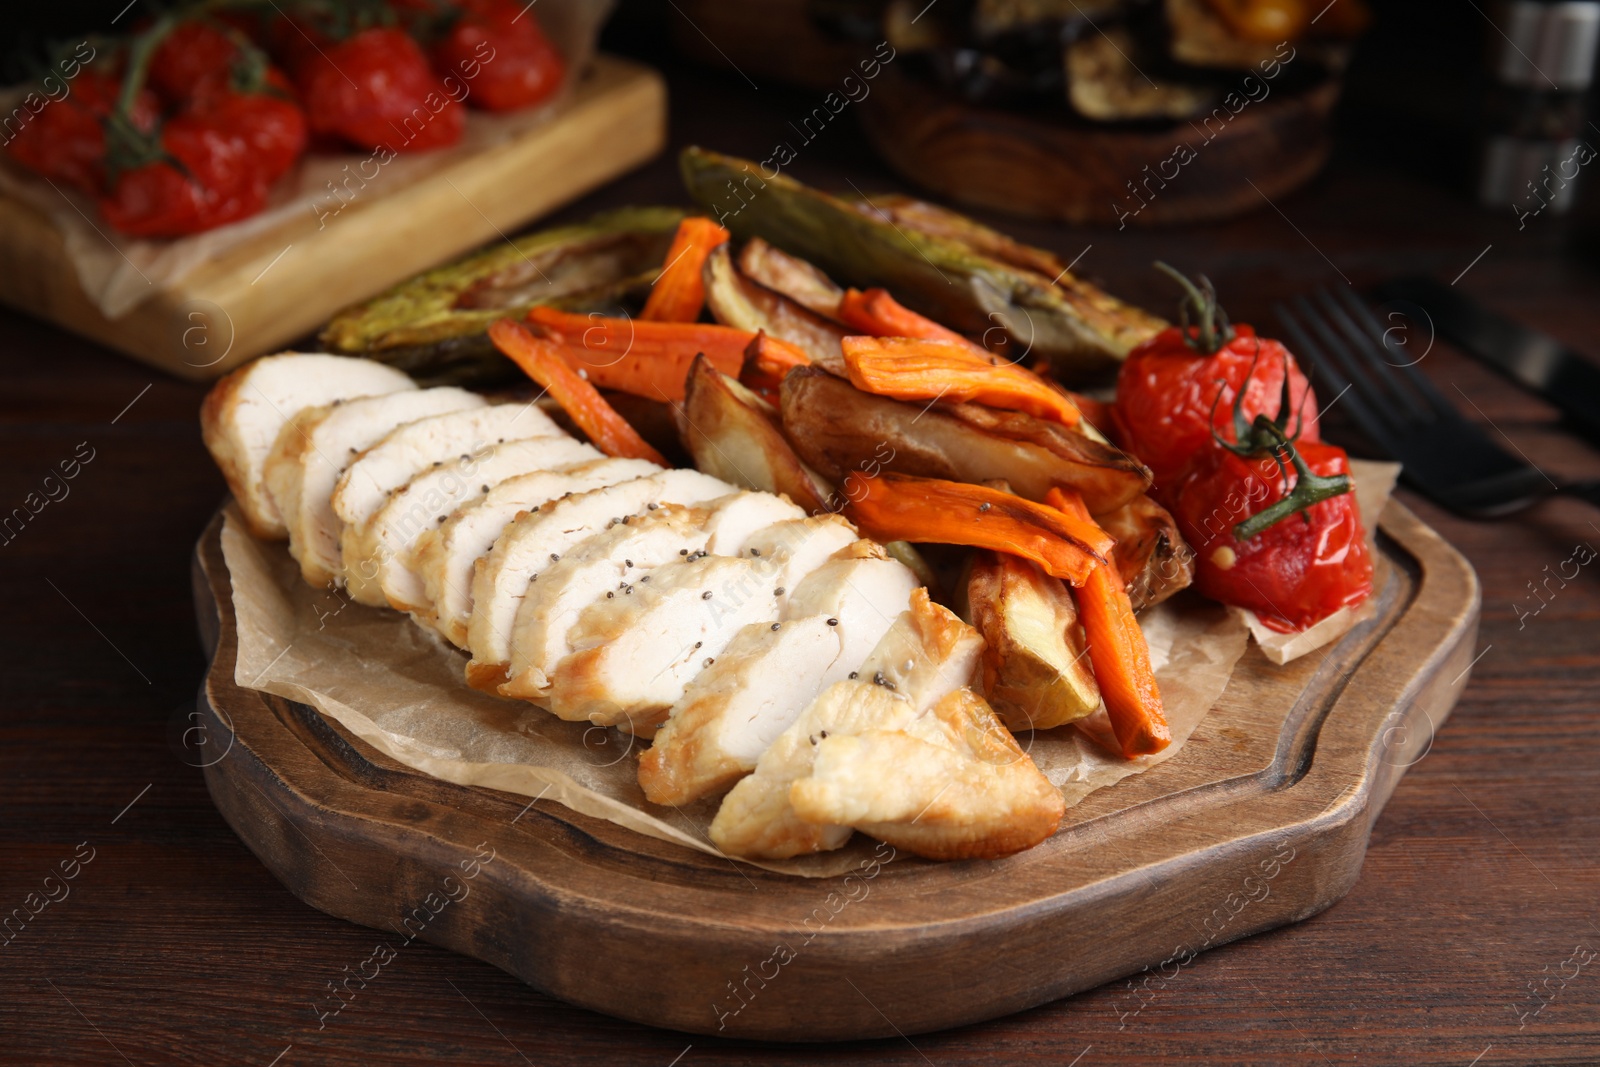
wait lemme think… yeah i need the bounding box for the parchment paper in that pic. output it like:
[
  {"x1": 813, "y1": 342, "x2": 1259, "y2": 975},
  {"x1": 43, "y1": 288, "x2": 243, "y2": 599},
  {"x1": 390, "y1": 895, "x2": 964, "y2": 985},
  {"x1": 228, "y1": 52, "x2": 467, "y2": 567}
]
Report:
[
  {"x1": 0, "y1": 0, "x2": 612, "y2": 319},
  {"x1": 221, "y1": 509, "x2": 1250, "y2": 875}
]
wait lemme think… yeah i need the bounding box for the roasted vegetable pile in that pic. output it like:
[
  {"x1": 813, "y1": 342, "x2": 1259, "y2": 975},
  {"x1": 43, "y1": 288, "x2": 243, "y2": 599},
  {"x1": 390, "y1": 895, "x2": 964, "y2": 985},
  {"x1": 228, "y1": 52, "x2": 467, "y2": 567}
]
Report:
[{"x1": 318, "y1": 146, "x2": 1376, "y2": 764}]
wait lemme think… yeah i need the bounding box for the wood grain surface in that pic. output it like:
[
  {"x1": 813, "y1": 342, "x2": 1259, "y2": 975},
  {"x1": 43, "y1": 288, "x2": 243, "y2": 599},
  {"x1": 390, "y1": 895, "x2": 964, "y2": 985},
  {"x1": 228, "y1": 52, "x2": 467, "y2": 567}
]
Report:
[
  {"x1": 187, "y1": 494, "x2": 1474, "y2": 1041},
  {"x1": 0, "y1": 56, "x2": 666, "y2": 382},
  {"x1": 3, "y1": 38, "x2": 1599, "y2": 1067}
]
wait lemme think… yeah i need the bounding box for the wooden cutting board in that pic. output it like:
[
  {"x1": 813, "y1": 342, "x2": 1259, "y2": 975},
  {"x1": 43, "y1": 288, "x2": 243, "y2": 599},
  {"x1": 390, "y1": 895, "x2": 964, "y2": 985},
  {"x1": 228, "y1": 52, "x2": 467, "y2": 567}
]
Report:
[
  {"x1": 0, "y1": 55, "x2": 665, "y2": 382},
  {"x1": 190, "y1": 498, "x2": 1478, "y2": 1041}
]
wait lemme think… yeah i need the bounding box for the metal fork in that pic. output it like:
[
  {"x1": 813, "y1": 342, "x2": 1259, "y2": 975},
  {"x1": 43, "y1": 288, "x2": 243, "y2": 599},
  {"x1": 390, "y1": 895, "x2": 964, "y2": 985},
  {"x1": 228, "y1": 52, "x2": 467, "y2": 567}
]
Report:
[{"x1": 1273, "y1": 286, "x2": 1600, "y2": 517}]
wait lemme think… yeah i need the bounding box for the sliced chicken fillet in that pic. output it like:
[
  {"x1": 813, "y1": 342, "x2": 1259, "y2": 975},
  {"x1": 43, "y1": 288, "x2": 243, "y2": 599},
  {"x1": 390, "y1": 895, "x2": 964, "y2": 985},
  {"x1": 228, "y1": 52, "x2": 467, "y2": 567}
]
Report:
[
  {"x1": 465, "y1": 468, "x2": 734, "y2": 690},
  {"x1": 790, "y1": 687, "x2": 1066, "y2": 861},
  {"x1": 547, "y1": 555, "x2": 787, "y2": 727},
  {"x1": 499, "y1": 503, "x2": 714, "y2": 701},
  {"x1": 699, "y1": 492, "x2": 806, "y2": 555},
  {"x1": 709, "y1": 590, "x2": 983, "y2": 860},
  {"x1": 414, "y1": 457, "x2": 661, "y2": 646},
  {"x1": 371, "y1": 436, "x2": 603, "y2": 612},
  {"x1": 263, "y1": 388, "x2": 483, "y2": 587},
  {"x1": 332, "y1": 403, "x2": 566, "y2": 604},
  {"x1": 739, "y1": 516, "x2": 862, "y2": 604},
  {"x1": 201, "y1": 353, "x2": 414, "y2": 539},
  {"x1": 639, "y1": 548, "x2": 918, "y2": 806}
]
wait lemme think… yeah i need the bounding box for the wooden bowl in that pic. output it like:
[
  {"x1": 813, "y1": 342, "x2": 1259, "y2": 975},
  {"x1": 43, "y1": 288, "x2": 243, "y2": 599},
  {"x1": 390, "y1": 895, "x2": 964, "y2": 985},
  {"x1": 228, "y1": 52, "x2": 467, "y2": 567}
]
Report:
[{"x1": 858, "y1": 67, "x2": 1342, "y2": 227}]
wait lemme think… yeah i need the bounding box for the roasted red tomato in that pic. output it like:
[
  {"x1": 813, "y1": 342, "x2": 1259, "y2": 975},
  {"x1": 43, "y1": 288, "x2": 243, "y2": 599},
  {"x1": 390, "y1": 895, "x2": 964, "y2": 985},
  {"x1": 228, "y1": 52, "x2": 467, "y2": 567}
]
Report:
[
  {"x1": 189, "y1": 68, "x2": 308, "y2": 182},
  {"x1": 433, "y1": 0, "x2": 566, "y2": 111},
  {"x1": 5, "y1": 69, "x2": 158, "y2": 194},
  {"x1": 296, "y1": 27, "x2": 464, "y2": 152},
  {"x1": 148, "y1": 20, "x2": 240, "y2": 105},
  {"x1": 1170, "y1": 440, "x2": 1373, "y2": 632},
  {"x1": 1113, "y1": 266, "x2": 1319, "y2": 488},
  {"x1": 99, "y1": 113, "x2": 269, "y2": 237}
]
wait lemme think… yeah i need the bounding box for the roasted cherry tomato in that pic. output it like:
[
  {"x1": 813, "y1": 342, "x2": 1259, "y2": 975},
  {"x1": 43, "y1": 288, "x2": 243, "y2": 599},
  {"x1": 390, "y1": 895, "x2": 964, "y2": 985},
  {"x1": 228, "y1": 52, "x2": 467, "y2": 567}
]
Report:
[
  {"x1": 433, "y1": 0, "x2": 566, "y2": 111},
  {"x1": 99, "y1": 112, "x2": 268, "y2": 237},
  {"x1": 295, "y1": 27, "x2": 465, "y2": 152},
  {"x1": 1112, "y1": 266, "x2": 1318, "y2": 487},
  {"x1": 148, "y1": 20, "x2": 240, "y2": 105},
  {"x1": 5, "y1": 69, "x2": 158, "y2": 194},
  {"x1": 188, "y1": 68, "x2": 308, "y2": 183},
  {"x1": 1170, "y1": 440, "x2": 1372, "y2": 632}
]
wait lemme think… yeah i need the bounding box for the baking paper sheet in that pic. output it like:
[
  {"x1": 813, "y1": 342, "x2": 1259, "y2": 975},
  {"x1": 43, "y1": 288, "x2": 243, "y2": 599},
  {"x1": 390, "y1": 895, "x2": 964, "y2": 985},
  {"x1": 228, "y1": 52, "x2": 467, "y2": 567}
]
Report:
[{"x1": 0, "y1": 0, "x2": 612, "y2": 319}]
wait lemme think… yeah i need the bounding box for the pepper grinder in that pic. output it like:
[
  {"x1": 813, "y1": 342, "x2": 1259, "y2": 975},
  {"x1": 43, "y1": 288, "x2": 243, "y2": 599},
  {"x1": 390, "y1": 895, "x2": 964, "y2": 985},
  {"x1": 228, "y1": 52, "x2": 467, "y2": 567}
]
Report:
[{"x1": 1477, "y1": 0, "x2": 1600, "y2": 227}]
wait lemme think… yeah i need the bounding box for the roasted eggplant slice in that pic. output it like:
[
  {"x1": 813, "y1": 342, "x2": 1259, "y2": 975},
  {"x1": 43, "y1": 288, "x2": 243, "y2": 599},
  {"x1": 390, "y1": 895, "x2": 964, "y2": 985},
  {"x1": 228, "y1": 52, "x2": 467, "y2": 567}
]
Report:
[
  {"x1": 965, "y1": 550, "x2": 1101, "y2": 731},
  {"x1": 780, "y1": 366, "x2": 1149, "y2": 514},
  {"x1": 680, "y1": 147, "x2": 1163, "y2": 379},
  {"x1": 319, "y1": 207, "x2": 687, "y2": 382},
  {"x1": 1097, "y1": 492, "x2": 1195, "y2": 612},
  {"x1": 852, "y1": 194, "x2": 1066, "y2": 279},
  {"x1": 678, "y1": 354, "x2": 833, "y2": 513}
]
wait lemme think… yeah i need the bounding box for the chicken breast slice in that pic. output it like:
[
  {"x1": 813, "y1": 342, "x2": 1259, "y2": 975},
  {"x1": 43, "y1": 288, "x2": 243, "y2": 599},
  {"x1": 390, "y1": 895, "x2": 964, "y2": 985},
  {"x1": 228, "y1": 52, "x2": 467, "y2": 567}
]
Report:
[
  {"x1": 263, "y1": 388, "x2": 484, "y2": 587},
  {"x1": 738, "y1": 516, "x2": 863, "y2": 604},
  {"x1": 546, "y1": 555, "x2": 786, "y2": 727},
  {"x1": 789, "y1": 686, "x2": 1066, "y2": 861},
  {"x1": 465, "y1": 468, "x2": 734, "y2": 690},
  {"x1": 333, "y1": 403, "x2": 566, "y2": 605},
  {"x1": 372, "y1": 436, "x2": 604, "y2": 613},
  {"x1": 201, "y1": 354, "x2": 414, "y2": 539},
  {"x1": 500, "y1": 503, "x2": 715, "y2": 702},
  {"x1": 414, "y1": 457, "x2": 662, "y2": 647},
  {"x1": 638, "y1": 545, "x2": 918, "y2": 806},
  {"x1": 699, "y1": 492, "x2": 806, "y2": 554},
  {"x1": 709, "y1": 590, "x2": 983, "y2": 860}
]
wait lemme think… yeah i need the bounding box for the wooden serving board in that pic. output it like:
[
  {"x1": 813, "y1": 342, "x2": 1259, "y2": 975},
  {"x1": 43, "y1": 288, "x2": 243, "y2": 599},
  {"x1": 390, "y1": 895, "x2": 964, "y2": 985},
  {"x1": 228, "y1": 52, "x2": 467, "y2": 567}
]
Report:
[
  {"x1": 191, "y1": 498, "x2": 1478, "y2": 1042},
  {"x1": 0, "y1": 55, "x2": 665, "y2": 382}
]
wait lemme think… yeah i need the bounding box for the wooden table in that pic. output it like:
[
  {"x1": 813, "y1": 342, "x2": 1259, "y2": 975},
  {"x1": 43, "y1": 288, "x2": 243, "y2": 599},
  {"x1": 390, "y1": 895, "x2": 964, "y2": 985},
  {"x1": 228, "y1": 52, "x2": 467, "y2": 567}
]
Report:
[{"x1": 4, "y1": 46, "x2": 1599, "y2": 1067}]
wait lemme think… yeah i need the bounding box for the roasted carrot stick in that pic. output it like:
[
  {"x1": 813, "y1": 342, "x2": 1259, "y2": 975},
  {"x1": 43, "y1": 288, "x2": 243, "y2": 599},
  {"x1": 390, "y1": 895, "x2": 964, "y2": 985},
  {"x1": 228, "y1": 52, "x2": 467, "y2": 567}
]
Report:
[
  {"x1": 841, "y1": 335, "x2": 1082, "y2": 426},
  {"x1": 639, "y1": 216, "x2": 730, "y2": 322},
  {"x1": 1047, "y1": 487, "x2": 1169, "y2": 758},
  {"x1": 739, "y1": 331, "x2": 812, "y2": 399},
  {"x1": 525, "y1": 307, "x2": 748, "y2": 402},
  {"x1": 842, "y1": 472, "x2": 1113, "y2": 586},
  {"x1": 489, "y1": 319, "x2": 666, "y2": 465},
  {"x1": 837, "y1": 287, "x2": 972, "y2": 346}
]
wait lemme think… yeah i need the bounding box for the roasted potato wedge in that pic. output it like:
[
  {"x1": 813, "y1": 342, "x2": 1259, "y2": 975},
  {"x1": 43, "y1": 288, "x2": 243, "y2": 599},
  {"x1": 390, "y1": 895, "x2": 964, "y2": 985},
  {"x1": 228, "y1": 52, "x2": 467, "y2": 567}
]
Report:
[
  {"x1": 702, "y1": 244, "x2": 850, "y2": 370},
  {"x1": 737, "y1": 237, "x2": 846, "y2": 320},
  {"x1": 780, "y1": 367, "x2": 1149, "y2": 514},
  {"x1": 966, "y1": 551, "x2": 1101, "y2": 731},
  {"x1": 678, "y1": 354, "x2": 832, "y2": 513},
  {"x1": 1098, "y1": 493, "x2": 1195, "y2": 612}
]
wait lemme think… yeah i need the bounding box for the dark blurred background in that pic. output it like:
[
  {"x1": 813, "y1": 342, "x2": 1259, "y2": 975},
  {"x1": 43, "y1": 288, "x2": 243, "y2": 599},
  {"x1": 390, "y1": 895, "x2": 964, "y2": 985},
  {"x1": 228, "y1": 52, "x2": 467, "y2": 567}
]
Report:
[{"x1": 0, "y1": 0, "x2": 1499, "y2": 198}]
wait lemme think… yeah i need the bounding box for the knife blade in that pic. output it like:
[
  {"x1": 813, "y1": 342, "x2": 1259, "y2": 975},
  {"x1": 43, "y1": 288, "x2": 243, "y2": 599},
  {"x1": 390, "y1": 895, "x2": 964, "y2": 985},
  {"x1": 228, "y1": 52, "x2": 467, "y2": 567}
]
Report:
[{"x1": 1374, "y1": 275, "x2": 1600, "y2": 448}]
